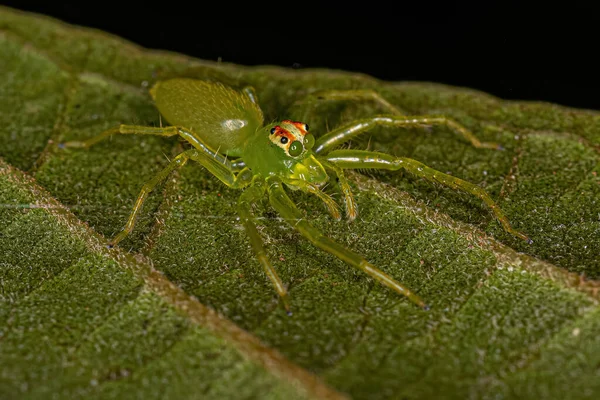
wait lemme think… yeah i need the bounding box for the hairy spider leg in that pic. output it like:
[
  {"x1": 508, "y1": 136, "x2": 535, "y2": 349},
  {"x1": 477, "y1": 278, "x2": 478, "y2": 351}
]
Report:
[
  {"x1": 267, "y1": 177, "x2": 428, "y2": 309},
  {"x1": 319, "y1": 159, "x2": 358, "y2": 221},
  {"x1": 237, "y1": 179, "x2": 291, "y2": 314},
  {"x1": 60, "y1": 125, "x2": 253, "y2": 245},
  {"x1": 60, "y1": 124, "x2": 248, "y2": 170},
  {"x1": 110, "y1": 147, "x2": 251, "y2": 246},
  {"x1": 324, "y1": 150, "x2": 532, "y2": 243},
  {"x1": 314, "y1": 115, "x2": 503, "y2": 155},
  {"x1": 110, "y1": 149, "x2": 191, "y2": 246},
  {"x1": 61, "y1": 125, "x2": 182, "y2": 148},
  {"x1": 301, "y1": 89, "x2": 405, "y2": 115},
  {"x1": 300, "y1": 183, "x2": 342, "y2": 221}
]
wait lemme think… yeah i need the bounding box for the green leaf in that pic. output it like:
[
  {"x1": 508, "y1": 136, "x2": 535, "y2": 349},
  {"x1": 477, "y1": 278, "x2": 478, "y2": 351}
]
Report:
[{"x1": 1, "y1": 6, "x2": 600, "y2": 400}]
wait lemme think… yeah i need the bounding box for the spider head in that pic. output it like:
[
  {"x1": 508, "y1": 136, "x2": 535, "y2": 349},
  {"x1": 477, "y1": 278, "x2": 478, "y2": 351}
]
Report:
[
  {"x1": 269, "y1": 120, "x2": 314, "y2": 157},
  {"x1": 268, "y1": 120, "x2": 327, "y2": 185}
]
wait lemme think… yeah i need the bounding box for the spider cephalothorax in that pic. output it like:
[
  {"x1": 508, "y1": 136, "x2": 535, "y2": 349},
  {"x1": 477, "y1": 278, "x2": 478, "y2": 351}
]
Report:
[{"x1": 235, "y1": 118, "x2": 325, "y2": 186}]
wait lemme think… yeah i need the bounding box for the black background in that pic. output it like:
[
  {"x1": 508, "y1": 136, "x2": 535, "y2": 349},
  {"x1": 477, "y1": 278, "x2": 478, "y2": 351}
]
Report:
[{"x1": 4, "y1": 1, "x2": 600, "y2": 110}]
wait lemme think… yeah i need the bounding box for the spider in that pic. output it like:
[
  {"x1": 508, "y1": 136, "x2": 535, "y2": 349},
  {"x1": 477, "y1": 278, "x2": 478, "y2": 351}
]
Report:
[{"x1": 61, "y1": 79, "x2": 531, "y2": 313}]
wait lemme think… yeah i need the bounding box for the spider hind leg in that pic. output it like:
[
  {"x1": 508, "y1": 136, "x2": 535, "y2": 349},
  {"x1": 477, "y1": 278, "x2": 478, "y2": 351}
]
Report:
[
  {"x1": 60, "y1": 125, "x2": 181, "y2": 149},
  {"x1": 109, "y1": 149, "x2": 194, "y2": 247}
]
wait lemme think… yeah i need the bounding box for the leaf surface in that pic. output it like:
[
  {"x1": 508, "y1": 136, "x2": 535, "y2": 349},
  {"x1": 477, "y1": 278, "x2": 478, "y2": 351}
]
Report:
[{"x1": 1, "y1": 7, "x2": 599, "y2": 400}]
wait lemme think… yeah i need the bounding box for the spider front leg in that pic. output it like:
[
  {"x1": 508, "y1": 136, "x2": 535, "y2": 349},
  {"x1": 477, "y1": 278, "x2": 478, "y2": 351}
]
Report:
[
  {"x1": 324, "y1": 149, "x2": 532, "y2": 244},
  {"x1": 237, "y1": 179, "x2": 291, "y2": 314},
  {"x1": 314, "y1": 115, "x2": 503, "y2": 155},
  {"x1": 319, "y1": 160, "x2": 358, "y2": 221},
  {"x1": 298, "y1": 183, "x2": 342, "y2": 221},
  {"x1": 267, "y1": 177, "x2": 428, "y2": 309}
]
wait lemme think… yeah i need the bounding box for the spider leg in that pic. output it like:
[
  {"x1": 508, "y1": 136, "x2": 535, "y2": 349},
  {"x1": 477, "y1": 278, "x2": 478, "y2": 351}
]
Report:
[
  {"x1": 324, "y1": 149, "x2": 532, "y2": 243},
  {"x1": 267, "y1": 177, "x2": 427, "y2": 309},
  {"x1": 60, "y1": 124, "x2": 234, "y2": 168},
  {"x1": 314, "y1": 115, "x2": 502, "y2": 155},
  {"x1": 231, "y1": 159, "x2": 247, "y2": 171},
  {"x1": 60, "y1": 125, "x2": 180, "y2": 148},
  {"x1": 188, "y1": 152, "x2": 253, "y2": 190},
  {"x1": 110, "y1": 149, "x2": 193, "y2": 247},
  {"x1": 237, "y1": 179, "x2": 291, "y2": 314},
  {"x1": 299, "y1": 183, "x2": 342, "y2": 221},
  {"x1": 300, "y1": 89, "x2": 405, "y2": 115},
  {"x1": 319, "y1": 160, "x2": 358, "y2": 221},
  {"x1": 110, "y1": 149, "x2": 252, "y2": 247}
]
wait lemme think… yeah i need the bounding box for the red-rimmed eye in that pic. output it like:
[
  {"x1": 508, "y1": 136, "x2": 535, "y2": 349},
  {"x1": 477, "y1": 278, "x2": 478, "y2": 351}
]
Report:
[{"x1": 269, "y1": 125, "x2": 294, "y2": 146}]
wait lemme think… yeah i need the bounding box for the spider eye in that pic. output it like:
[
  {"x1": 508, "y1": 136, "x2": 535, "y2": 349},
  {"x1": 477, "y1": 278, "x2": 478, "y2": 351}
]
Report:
[
  {"x1": 304, "y1": 133, "x2": 315, "y2": 150},
  {"x1": 280, "y1": 137, "x2": 288, "y2": 144},
  {"x1": 270, "y1": 127, "x2": 276, "y2": 134},
  {"x1": 304, "y1": 123, "x2": 309, "y2": 131},
  {"x1": 289, "y1": 140, "x2": 304, "y2": 157}
]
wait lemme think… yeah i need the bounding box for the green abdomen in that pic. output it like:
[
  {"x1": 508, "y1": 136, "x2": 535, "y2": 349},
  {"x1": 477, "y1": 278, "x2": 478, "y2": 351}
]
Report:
[{"x1": 150, "y1": 79, "x2": 263, "y2": 156}]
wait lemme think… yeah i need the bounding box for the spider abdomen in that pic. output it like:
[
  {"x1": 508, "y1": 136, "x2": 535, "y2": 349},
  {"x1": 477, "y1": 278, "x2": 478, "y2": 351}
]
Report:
[{"x1": 150, "y1": 79, "x2": 263, "y2": 157}]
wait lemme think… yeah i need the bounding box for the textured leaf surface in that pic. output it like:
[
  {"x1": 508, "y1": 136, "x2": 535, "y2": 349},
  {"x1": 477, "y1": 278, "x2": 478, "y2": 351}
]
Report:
[{"x1": 1, "y1": 7, "x2": 600, "y2": 400}]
